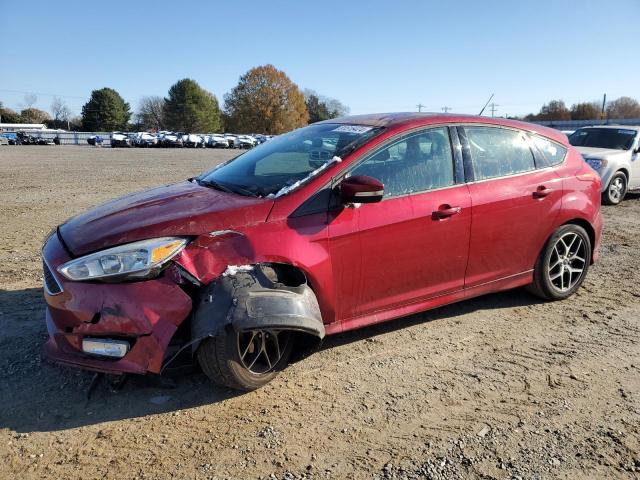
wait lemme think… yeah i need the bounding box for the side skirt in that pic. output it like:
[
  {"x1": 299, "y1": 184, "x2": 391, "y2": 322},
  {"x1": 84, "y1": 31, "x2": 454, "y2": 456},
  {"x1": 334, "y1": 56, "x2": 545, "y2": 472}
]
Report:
[{"x1": 329, "y1": 270, "x2": 533, "y2": 335}]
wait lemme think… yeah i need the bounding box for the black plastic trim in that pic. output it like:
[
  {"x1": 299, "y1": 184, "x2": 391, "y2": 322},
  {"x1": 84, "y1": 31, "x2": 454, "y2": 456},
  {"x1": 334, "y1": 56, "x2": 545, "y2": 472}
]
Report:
[
  {"x1": 456, "y1": 126, "x2": 475, "y2": 182},
  {"x1": 448, "y1": 126, "x2": 465, "y2": 184},
  {"x1": 290, "y1": 186, "x2": 334, "y2": 218}
]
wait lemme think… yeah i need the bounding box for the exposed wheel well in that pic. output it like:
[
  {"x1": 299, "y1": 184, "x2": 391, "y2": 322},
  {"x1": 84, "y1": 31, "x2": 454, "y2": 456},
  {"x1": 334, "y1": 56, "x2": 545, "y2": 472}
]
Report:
[
  {"x1": 188, "y1": 262, "x2": 325, "y2": 365},
  {"x1": 616, "y1": 168, "x2": 629, "y2": 182},
  {"x1": 562, "y1": 219, "x2": 596, "y2": 264},
  {"x1": 260, "y1": 262, "x2": 308, "y2": 288},
  {"x1": 259, "y1": 263, "x2": 325, "y2": 361}
]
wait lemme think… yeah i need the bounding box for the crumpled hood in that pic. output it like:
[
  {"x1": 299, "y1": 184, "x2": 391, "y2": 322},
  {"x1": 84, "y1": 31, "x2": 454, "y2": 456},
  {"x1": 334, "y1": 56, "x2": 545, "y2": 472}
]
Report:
[
  {"x1": 576, "y1": 146, "x2": 629, "y2": 160},
  {"x1": 59, "y1": 180, "x2": 273, "y2": 256}
]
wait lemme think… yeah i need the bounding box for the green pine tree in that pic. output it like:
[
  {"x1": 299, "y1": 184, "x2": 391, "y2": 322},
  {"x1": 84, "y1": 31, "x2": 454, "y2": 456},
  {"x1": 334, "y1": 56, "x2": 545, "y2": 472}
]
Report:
[
  {"x1": 163, "y1": 79, "x2": 222, "y2": 132},
  {"x1": 81, "y1": 88, "x2": 131, "y2": 131}
]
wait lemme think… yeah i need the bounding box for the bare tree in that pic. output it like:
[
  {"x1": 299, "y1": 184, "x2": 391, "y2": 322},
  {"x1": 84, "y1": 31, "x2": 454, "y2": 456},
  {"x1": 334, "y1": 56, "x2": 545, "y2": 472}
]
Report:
[
  {"x1": 324, "y1": 96, "x2": 350, "y2": 117},
  {"x1": 606, "y1": 96, "x2": 640, "y2": 119},
  {"x1": 51, "y1": 96, "x2": 71, "y2": 122},
  {"x1": 138, "y1": 95, "x2": 166, "y2": 130},
  {"x1": 23, "y1": 93, "x2": 37, "y2": 109},
  {"x1": 570, "y1": 101, "x2": 601, "y2": 120}
]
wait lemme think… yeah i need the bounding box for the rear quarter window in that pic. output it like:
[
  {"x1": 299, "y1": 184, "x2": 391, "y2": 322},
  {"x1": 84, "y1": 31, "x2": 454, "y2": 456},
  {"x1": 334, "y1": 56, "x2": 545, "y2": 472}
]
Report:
[{"x1": 531, "y1": 135, "x2": 567, "y2": 167}]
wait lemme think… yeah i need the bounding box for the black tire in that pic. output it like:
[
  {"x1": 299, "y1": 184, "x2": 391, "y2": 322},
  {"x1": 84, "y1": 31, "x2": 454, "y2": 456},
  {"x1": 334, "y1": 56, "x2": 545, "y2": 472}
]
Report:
[
  {"x1": 197, "y1": 327, "x2": 293, "y2": 391},
  {"x1": 602, "y1": 171, "x2": 627, "y2": 205},
  {"x1": 527, "y1": 224, "x2": 591, "y2": 301}
]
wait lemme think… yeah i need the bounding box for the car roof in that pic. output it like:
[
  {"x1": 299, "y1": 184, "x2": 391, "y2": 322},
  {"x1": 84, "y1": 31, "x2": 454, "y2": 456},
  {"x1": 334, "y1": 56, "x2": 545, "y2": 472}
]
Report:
[{"x1": 317, "y1": 112, "x2": 568, "y2": 144}]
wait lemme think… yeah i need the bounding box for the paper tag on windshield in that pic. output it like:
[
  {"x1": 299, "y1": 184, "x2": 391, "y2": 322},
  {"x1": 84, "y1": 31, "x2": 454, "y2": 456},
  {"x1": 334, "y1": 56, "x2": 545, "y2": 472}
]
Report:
[
  {"x1": 332, "y1": 125, "x2": 373, "y2": 134},
  {"x1": 618, "y1": 129, "x2": 636, "y2": 135}
]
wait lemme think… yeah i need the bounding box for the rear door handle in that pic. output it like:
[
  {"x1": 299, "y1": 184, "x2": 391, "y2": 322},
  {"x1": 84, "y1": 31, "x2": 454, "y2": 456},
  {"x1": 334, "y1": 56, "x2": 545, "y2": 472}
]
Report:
[
  {"x1": 533, "y1": 186, "x2": 553, "y2": 199},
  {"x1": 432, "y1": 205, "x2": 462, "y2": 220}
]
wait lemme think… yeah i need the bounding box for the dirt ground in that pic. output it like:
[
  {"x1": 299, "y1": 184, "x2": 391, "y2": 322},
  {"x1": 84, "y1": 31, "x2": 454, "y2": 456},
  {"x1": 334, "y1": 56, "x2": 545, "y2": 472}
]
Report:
[{"x1": 0, "y1": 145, "x2": 638, "y2": 480}]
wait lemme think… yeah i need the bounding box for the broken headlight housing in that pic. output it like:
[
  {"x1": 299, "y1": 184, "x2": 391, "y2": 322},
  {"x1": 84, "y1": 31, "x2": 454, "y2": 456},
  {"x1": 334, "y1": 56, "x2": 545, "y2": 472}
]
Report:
[{"x1": 57, "y1": 237, "x2": 188, "y2": 281}]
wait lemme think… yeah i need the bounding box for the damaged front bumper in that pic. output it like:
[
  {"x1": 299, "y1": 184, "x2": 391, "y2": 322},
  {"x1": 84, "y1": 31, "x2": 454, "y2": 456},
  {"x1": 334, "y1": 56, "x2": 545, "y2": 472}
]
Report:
[{"x1": 42, "y1": 232, "x2": 192, "y2": 375}]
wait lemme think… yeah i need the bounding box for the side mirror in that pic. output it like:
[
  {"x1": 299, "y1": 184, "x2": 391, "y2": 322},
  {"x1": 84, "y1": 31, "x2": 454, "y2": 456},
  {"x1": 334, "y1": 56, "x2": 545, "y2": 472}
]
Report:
[{"x1": 340, "y1": 175, "x2": 384, "y2": 204}]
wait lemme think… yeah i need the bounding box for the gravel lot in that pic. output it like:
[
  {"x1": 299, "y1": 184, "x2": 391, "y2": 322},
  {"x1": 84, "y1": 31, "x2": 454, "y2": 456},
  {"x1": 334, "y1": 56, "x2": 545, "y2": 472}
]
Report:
[{"x1": 0, "y1": 145, "x2": 639, "y2": 479}]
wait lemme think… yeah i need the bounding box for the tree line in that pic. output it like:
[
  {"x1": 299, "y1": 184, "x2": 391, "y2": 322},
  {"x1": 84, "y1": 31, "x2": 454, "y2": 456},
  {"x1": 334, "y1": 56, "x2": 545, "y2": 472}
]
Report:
[
  {"x1": 524, "y1": 96, "x2": 640, "y2": 122},
  {"x1": 0, "y1": 65, "x2": 349, "y2": 134}
]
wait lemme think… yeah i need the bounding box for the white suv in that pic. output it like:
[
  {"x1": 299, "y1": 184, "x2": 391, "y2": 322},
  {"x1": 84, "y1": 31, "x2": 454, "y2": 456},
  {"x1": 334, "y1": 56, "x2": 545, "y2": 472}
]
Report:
[{"x1": 569, "y1": 126, "x2": 640, "y2": 204}]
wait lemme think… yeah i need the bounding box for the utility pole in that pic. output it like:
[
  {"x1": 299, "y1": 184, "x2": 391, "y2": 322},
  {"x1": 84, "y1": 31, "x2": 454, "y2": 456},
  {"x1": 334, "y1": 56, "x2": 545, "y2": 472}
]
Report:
[
  {"x1": 488, "y1": 103, "x2": 499, "y2": 117},
  {"x1": 601, "y1": 93, "x2": 607, "y2": 121},
  {"x1": 416, "y1": 103, "x2": 425, "y2": 112},
  {"x1": 442, "y1": 106, "x2": 452, "y2": 113}
]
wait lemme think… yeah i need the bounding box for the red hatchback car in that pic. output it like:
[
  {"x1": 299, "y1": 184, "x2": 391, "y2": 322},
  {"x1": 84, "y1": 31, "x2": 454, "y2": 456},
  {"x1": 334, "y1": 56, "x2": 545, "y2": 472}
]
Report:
[{"x1": 42, "y1": 113, "x2": 602, "y2": 390}]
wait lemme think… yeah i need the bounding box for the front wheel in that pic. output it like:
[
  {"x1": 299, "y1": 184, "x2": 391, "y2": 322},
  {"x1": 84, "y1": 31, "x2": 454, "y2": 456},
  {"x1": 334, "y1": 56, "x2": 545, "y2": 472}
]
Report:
[
  {"x1": 527, "y1": 224, "x2": 591, "y2": 301},
  {"x1": 602, "y1": 172, "x2": 627, "y2": 205},
  {"x1": 197, "y1": 327, "x2": 293, "y2": 391}
]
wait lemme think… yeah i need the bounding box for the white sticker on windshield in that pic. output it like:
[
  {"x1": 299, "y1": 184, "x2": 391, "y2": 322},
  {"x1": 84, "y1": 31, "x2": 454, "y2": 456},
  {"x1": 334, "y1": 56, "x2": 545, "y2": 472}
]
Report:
[
  {"x1": 332, "y1": 125, "x2": 373, "y2": 134},
  {"x1": 618, "y1": 129, "x2": 636, "y2": 135}
]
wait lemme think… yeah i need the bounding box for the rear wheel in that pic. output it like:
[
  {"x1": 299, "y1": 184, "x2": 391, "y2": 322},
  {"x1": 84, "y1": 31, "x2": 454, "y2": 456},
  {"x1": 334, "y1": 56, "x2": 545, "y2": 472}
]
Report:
[
  {"x1": 527, "y1": 224, "x2": 591, "y2": 300},
  {"x1": 197, "y1": 327, "x2": 293, "y2": 391},
  {"x1": 602, "y1": 171, "x2": 627, "y2": 205}
]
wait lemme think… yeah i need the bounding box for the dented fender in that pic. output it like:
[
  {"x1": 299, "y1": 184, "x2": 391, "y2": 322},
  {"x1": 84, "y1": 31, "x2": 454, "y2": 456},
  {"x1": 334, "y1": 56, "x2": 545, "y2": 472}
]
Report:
[
  {"x1": 191, "y1": 264, "x2": 325, "y2": 352},
  {"x1": 174, "y1": 230, "x2": 255, "y2": 284}
]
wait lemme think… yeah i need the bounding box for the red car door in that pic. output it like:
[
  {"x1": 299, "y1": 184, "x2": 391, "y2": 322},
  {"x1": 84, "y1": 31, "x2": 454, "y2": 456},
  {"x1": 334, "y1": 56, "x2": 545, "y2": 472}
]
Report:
[
  {"x1": 459, "y1": 126, "x2": 563, "y2": 287},
  {"x1": 329, "y1": 127, "x2": 472, "y2": 321}
]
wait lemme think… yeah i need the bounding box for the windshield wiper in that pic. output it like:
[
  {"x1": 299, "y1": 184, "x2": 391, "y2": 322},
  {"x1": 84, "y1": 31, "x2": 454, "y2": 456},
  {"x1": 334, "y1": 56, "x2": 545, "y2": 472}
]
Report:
[
  {"x1": 197, "y1": 178, "x2": 259, "y2": 197},
  {"x1": 196, "y1": 178, "x2": 235, "y2": 194},
  {"x1": 227, "y1": 184, "x2": 259, "y2": 197}
]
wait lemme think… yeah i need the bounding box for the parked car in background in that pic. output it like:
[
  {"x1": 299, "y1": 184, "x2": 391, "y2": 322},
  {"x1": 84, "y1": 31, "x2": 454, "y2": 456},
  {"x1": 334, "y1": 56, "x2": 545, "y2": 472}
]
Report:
[
  {"x1": 253, "y1": 134, "x2": 268, "y2": 145},
  {"x1": 568, "y1": 125, "x2": 640, "y2": 204},
  {"x1": 184, "y1": 134, "x2": 205, "y2": 148},
  {"x1": 207, "y1": 134, "x2": 229, "y2": 148},
  {"x1": 235, "y1": 135, "x2": 257, "y2": 149},
  {"x1": 133, "y1": 132, "x2": 158, "y2": 148},
  {"x1": 2, "y1": 132, "x2": 17, "y2": 145},
  {"x1": 160, "y1": 132, "x2": 184, "y2": 147},
  {"x1": 224, "y1": 134, "x2": 237, "y2": 148},
  {"x1": 42, "y1": 113, "x2": 602, "y2": 391},
  {"x1": 16, "y1": 132, "x2": 40, "y2": 145},
  {"x1": 0, "y1": 135, "x2": 8, "y2": 146},
  {"x1": 36, "y1": 136, "x2": 55, "y2": 146},
  {"x1": 111, "y1": 132, "x2": 132, "y2": 148}
]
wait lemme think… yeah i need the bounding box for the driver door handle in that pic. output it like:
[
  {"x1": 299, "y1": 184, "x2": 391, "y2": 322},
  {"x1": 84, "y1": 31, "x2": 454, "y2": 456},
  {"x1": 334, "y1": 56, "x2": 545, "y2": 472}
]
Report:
[{"x1": 432, "y1": 205, "x2": 462, "y2": 220}]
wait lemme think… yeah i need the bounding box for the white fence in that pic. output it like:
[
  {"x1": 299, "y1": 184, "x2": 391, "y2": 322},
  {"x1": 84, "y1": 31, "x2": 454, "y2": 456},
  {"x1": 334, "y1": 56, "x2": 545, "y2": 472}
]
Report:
[
  {"x1": 534, "y1": 118, "x2": 640, "y2": 130},
  {"x1": 31, "y1": 131, "x2": 112, "y2": 145}
]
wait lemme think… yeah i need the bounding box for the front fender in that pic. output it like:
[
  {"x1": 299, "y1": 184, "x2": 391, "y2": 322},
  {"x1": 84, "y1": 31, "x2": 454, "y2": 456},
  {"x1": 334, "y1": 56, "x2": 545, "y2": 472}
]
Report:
[{"x1": 190, "y1": 264, "x2": 325, "y2": 353}]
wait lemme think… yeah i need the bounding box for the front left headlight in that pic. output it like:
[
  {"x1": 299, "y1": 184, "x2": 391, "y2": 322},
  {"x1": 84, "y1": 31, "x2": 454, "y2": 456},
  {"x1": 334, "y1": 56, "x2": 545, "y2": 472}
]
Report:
[{"x1": 58, "y1": 237, "x2": 188, "y2": 281}]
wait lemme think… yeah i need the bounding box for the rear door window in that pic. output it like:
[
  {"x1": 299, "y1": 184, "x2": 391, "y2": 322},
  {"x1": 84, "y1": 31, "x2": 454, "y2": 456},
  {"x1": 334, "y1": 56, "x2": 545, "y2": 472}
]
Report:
[{"x1": 464, "y1": 127, "x2": 535, "y2": 181}]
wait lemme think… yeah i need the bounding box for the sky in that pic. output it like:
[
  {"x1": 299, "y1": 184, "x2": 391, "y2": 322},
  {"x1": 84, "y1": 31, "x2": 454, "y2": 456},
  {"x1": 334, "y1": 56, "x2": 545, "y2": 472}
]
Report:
[{"x1": 1, "y1": 0, "x2": 639, "y2": 119}]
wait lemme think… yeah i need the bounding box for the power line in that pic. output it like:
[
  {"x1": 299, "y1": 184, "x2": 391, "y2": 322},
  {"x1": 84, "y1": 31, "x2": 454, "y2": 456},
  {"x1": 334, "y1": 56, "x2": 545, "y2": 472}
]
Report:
[{"x1": 0, "y1": 88, "x2": 87, "y2": 99}]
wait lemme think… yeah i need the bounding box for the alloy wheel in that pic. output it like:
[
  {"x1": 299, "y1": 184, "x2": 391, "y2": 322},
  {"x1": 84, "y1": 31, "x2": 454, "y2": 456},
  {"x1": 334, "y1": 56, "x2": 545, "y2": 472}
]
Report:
[
  {"x1": 237, "y1": 329, "x2": 291, "y2": 375},
  {"x1": 608, "y1": 176, "x2": 625, "y2": 203},
  {"x1": 547, "y1": 232, "x2": 587, "y2": 292}
]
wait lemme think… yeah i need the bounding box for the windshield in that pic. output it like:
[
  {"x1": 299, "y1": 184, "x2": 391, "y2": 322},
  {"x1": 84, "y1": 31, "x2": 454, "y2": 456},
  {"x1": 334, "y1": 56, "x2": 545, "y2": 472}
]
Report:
[
  {"x1": 568, "y1": 128, "x2": 637, "y2": 150},
  {"x1": 198, "y1": 123, "x2": 383, "y2": 197}
]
